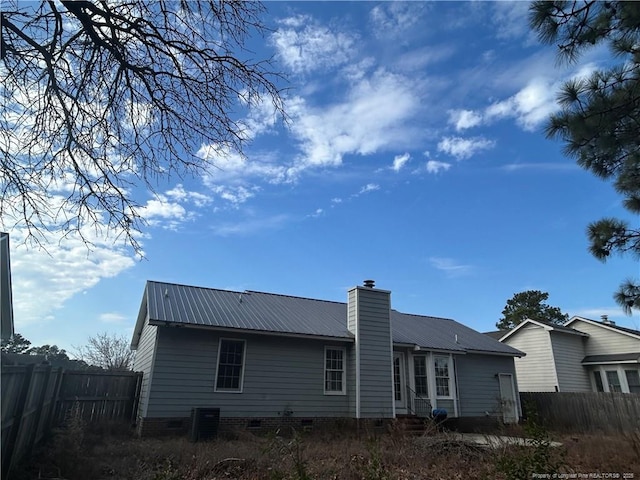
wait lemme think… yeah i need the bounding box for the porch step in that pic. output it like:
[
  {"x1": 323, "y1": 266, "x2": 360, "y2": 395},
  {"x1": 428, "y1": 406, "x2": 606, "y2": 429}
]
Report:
[{"x1": 395, "y1": 415, "x2": 431, "y2": 435}]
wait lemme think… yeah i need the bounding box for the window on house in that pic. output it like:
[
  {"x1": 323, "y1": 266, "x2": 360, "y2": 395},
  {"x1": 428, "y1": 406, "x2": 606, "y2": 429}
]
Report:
[
  {"x1": 606, "y1": 370, "x2": 622, "y2": 392},
  {"x1": 413, "y1": 356, "x2": 428, "y2": 396},
  {"x1": 215, "y1": 339, "x2": 245, "y2": 392},
  {"x1": 434, "y1": 355, "x2": 450, "y2": 397},
  {"x1": 593, "y1": 371, "x2": 604, "y2": 392},
  {"x1": 625, "y1": 370, "x2": 640, "y2": 394},
  {"x1": 324, "y1": 347, "x2": 345, "y2": 394}
]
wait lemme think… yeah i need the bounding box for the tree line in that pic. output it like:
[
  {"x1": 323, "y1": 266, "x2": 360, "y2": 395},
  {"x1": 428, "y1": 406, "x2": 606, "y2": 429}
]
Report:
[{"x1": 1, "y1": 332, "x2": 135, "y2": 371}]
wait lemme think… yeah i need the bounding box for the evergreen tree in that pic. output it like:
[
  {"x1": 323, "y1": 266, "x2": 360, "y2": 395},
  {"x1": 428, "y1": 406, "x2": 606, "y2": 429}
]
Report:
[
  {"x1": 497, "y1": 290, "x2": 569, "y2": 330},
  {"x1": 529, "y1": 1, "x2": 640, "y2": 314}
]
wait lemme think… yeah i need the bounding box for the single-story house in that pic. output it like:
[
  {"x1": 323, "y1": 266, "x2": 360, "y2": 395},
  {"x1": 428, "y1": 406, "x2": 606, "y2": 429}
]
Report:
[
  {"x1": 498, "y1": 316, "x2": 640, "y2": 393},
  {"x1": 131, "y1": 280, "x2": 524, "y2": 436}
]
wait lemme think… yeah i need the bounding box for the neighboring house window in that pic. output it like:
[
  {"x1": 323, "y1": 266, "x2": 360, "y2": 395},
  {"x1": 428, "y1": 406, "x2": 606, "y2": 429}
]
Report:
[
  {"x1": 434, "y1": 355, "x2": 451, "y2": 397},
  {"x1": 593, "y1": 371, "x2": 604, "y2": 392},
  {"x1": 625, "y1": 370, "x2": 640, "y2": 394},
  {"x1": 215, "y1": 339, "x2": 245, "y2": 392},
  {"x1": 606, "y1": 370, "x2": 622, "y2": 393},
  {"x1": 413, "y1": 356, "x2": 428, "y2": 396},
  {"x1": 324, "y1": 347, "x2": 346, "y2": 394}
]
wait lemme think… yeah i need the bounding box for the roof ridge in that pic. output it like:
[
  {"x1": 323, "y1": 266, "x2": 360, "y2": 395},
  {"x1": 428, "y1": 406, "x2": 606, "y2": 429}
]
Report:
[
  {"x1": 392, "y1": 310, "x2": 455, "y2": 322},
  {"x1": 148, "y1": 280, "x2": 245, "y2": 295},
  {"x1": 245, "y1": 289, "x2": 347, "y2": 306}
]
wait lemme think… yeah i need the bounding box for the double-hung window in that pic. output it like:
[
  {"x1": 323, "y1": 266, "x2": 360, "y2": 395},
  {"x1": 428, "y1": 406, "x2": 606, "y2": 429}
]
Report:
[
  {"x1": 625, "y1": 370, "x2": 640, "y2": 393},
  {"x1": 606, "y1": 370, "x2": 622, "y2": 392},
  {"x1": 324, "y1": 347, "x2": 346, "y2": 395},
  {"x1": 413, "y1": 356, "x2": 428, "y2": 396},
  {"x1": 215, "y1": 339, "x2": 245, "y2": 392},
  {"x1": 434, "y1": 355, "x2": 451, "y2": 397},
  {"x1": 593, "y1": 371, "x2": 604, "y2": 392}
]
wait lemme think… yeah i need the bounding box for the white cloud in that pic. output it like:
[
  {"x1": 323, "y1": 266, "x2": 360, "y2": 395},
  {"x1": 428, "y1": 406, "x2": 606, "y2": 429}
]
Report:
[
  {"x1": 491, "y1": 2, "x2": 535, "y2": 42},
  {"x1": 210, "y1": 185, "x2": 257, "y2": 206},
  {"x1": 502, "y1": 163, "x2": 577, "y2": 172},
  {"x1": 426, "y1": 160, "x2": 452, "y2": 174},
  {"x1": 165, "y1": 184, "x2": 213, "y2": 208},
  {"x1": 99, "y1": 312, "x2": 128, "y2": 324},
  {"x1": 392, "y1": 153, "x2": 411, "y2": 172},
  {"x1": 437, "y1": 136, "x2": 495, "y2": 160},
  {"x1": 271, "y1": 15, "x2": 357, "y2": 75},
  {"x1": 212, "y1": 214, "x2": 291, "y2": 236},
  {"x1": 10, "y1": 229, "x2": 136, "y2": 329},
  {"x1": 358, "y1": 183, "x2": 380, "y2": 195},
  {"x1": 369, "y1": 3, "x2": 427, "y2": 38},
  {"x1": 288, "y1": 69, "x2": 421, "y2": 173},
  {"x1": 429, "y1": 257, "x2": 473, "y2": 278},
  {"x1": 448, "y1": 109, "x2": 483, "y2": 131},
  {"x1": 486, "y1": 78, "x2": 559, "y2": 131}
]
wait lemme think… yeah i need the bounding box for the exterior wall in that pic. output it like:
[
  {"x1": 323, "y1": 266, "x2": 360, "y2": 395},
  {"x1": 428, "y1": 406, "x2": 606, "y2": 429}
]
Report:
[
  {"x1": 132, "y1": 316, "x2": 158, "y2": 418},
  {"x1": 138, "y1": 415, "x2": 387, "y2": 437},
  {"x1": 504, "y1": 324, "x2": 557, "y2": 392},
  {"x1": 455, "y1": 353, "x2": 519, "y2": 418},
  {"x1": 549, "y1": 332, "x2": 590, "y2": 392},
  {"x1": 569, "y1": 320, "x2": 640, "y2": 355},
  {"x1": 144, "y1": 327, "x2": 352, "y2": 419},
  {"x1": 348, "y1": 287, "x2": 394, "y2": 418}
]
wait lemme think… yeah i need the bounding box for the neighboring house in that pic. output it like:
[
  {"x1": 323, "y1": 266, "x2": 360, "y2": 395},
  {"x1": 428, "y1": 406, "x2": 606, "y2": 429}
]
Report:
[
  {"x1": 131, "y1": 280, "x2": 524, "y2": 436},
  {"x1": 1, "y1": 232, "x2": 14, "y2": 341},
  {"x1": 498, "y1": 316, "x2": 640, "y2": 394}
]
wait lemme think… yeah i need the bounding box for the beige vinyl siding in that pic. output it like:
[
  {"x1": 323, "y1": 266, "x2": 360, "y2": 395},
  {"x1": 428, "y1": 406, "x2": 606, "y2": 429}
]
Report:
[
  {"x1": 569, "y1": 320, "x2": 640, "y2": 355},
  {"x1": 455, "y1": 354, "x2": 519, "y2": 417},
  {"x1": 146, "y1": 327, "x2": 352, "y2": 418},
  {"x1": 132, "y1": 317, "x2": 158, "y2": 418},
  {"x1": 505, "y1": 324, "x2": 557, "y2": 392},
  {"x1": 549, "y1": 332, "x2": 590, "y2": 392},
  {"x1": 352, "y1": 288, "x2": 394, "y2": 418}
]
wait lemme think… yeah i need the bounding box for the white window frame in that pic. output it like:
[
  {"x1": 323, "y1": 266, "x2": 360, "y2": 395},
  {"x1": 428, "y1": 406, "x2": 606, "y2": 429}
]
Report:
[
  {"x1": 324, "y1": 346, "x2": 346, "y2": 395},
  {"x1": 412, "y1": 355, "x2": 429, "y2": 397},
  {"x1": 214, "y1": 338, "x2": 246, "y2": 393},
  {"x1": 625, "y1": 369, "x2": 640, "y2": 393},
  {"x1": 434, "y1": 355, "x2": 453, "y2": 398},
  {"x1": 592, "y1": 365, "x2": 640, "y2": 393}
]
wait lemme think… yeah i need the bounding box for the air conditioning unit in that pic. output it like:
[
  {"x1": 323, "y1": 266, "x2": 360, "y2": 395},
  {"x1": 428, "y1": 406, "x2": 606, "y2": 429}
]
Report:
[{"x1": 190, "y1": 407, "x2": 220, "y2": 442}]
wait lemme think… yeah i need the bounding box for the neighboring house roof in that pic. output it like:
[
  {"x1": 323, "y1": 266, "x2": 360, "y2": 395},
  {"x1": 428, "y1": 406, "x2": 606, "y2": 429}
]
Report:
[
  {"x1": 565, "y1": 316, "x2": 640, "y2": 339},
  {"x1": 499, "y1": 318, "x2": 589, "y2": 342},
  {"x1": 484, "y1": 330, "x2": 509, "y2": 341},
  {"x1": 582, "y1": 353, "x2": 640, "y2": 365},
  {"x1": 132, "y1": 280, "x2": 522, "y2": 357}
]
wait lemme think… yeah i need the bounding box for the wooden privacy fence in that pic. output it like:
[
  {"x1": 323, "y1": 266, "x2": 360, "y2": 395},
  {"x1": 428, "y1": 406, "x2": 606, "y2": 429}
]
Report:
[
  {"x1": 521, "y1": 391, "x2": 640, "y2": 434},
  {"x1": 1, "y1": 365, "x2": 142, "y2": 479},
  {"x1": 53, "y1": 370, "x2": 142, "y2": 424}
]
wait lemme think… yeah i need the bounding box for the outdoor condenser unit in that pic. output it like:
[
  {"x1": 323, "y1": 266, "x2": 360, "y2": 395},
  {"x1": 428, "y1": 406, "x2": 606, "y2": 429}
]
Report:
[{"x1": 190, "y1": 407, "x2": 220, "y2": 442}]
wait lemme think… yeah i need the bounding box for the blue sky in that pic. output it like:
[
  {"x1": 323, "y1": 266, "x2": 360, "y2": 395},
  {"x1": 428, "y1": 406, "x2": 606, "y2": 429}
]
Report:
[{"x1": 5, "y1": 1, "x2": 639, "y2": 353}]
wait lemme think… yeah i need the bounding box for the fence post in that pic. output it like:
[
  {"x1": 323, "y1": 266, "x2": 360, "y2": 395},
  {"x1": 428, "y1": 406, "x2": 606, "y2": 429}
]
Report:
[
  {"x1": 130, "y1": 372, "x2": 143, "y2": 425},
  {"x1": 2, "y1": 363, "x2": 35, "y2": 479},
  {"x1": 24, "y1": 365, "x2": 52, "y2": 454},
  {"x1": 45, "y1": 368, "x2": 64, "y2": 430}
]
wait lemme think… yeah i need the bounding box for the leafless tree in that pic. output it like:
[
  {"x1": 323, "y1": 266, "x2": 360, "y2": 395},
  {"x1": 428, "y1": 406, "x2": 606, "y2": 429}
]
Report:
[
  {"x1": 74, "y1": 332, "x2": 135, "y2": 370},
  {"x1": 1, "y1": 1, "x2": 285, "y2": 253}
]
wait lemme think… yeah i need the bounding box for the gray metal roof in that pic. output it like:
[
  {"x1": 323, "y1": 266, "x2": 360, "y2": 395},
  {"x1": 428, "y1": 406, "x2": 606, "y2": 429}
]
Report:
[{"x1": 136, "y1": 280, "x2": 521, "y2": 356}]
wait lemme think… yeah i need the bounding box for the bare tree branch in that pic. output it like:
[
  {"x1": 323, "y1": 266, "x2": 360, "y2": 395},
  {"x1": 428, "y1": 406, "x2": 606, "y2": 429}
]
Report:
[{"x1": 1, "y1": 1, "x2": 286, "y2": 254}]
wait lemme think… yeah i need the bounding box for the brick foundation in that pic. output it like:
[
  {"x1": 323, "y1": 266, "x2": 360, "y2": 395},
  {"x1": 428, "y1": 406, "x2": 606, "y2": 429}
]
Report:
[{"x1": 137, "y1": 415, "x2": 391, "y2": 438}]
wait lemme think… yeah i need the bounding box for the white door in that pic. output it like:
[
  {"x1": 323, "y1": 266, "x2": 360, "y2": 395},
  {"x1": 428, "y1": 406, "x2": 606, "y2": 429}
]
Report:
[
  {"x1": 498, "y1": 373, "x2": 518, "y2": 423},
  {"x1": 393, "y1": 352, "x2": 406, "y2": 412}
]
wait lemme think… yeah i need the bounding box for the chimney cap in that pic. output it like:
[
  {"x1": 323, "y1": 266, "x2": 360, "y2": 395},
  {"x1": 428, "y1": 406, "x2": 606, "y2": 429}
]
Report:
[{"x1": 363, "y1": 279, "x2": 375, "y2": 288}]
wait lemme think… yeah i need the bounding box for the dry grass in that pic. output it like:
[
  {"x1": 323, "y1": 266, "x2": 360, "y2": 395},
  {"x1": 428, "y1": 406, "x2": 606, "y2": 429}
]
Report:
[{"x1": 11, "y1": 422, "x2": 640, "y2": 480}]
